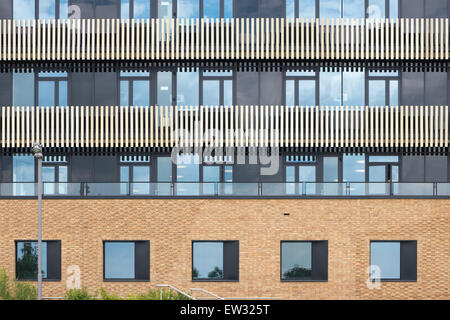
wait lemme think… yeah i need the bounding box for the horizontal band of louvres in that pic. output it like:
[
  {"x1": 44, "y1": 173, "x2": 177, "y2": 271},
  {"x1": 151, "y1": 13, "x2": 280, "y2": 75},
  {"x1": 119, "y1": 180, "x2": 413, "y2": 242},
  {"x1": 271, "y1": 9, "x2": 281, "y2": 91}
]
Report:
[
  {"x1": 0, "y1": 18, "x2": 448, "y2": 61},
  {"x1": 0, "y1": 105, "x2": 448, "y2": 149}
]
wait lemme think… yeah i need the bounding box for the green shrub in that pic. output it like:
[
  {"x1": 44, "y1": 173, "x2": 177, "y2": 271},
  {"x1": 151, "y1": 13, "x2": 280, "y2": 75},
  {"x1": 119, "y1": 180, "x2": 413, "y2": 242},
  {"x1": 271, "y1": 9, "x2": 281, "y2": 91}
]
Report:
[
  {"x1": 99, "y1": 288, "x2": 121, "y2": 300},
  {"x1": 129, "y1": 288, "x2": 192, "y2": 300},
  {"x1": 0, "y1": 269, "x2": 12, "y2": 300},
  {"x1": 64, "y1": 287, "x2": 94, "y2": 300},
  {"x1": 13, "y1": 282, "x2": 37, "y2": 300}
]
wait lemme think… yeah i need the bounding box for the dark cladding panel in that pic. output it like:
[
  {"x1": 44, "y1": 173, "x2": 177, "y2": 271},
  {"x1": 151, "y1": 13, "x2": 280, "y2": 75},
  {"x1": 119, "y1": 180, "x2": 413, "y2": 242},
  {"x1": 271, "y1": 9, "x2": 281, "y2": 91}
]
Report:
[
  {"x1": 260, "y1": 0, "x2": 284, "y2": 18},
  {"x1": 95, "y1": 0, "x2": 119, "y2": 18},
  {"x1": 94, "y1": 72, "x2": 118, "y2": 106},
  {"x1": 0, "y1": 72, "x2": 12, "y2": 106},
  {"x1": 425, "y1": 0, "x2": 447, "y2": 18},
  {"x1": 401, "y1": 156, "x2": 425, "y2": 182},
  {"x1": 236, "y1": 72, "x2": 259, "y2": 105},
  {"x1": 134, "y1": 241, "x2": 150, "y2": 281},
  {"x1": 223, "y1": 241, "x2": 239, "y2": 281},
  {"x1": 401, "y1": 72, "x2": 424, "y2": 106},
  {"x1": 0, "y1": 0, "x2": 12, "y2": 19},
  {"x1": 70, "y1": 155, "x2": 94, "y2": 182},
  {"x1": 69, "y1": 0, "x2": 94, "y2": 19},
  {"x1": 311, "y1": 241, "x2": 328, "y2": 281},
  {"x1": 260, "y1": 72, "x2": 283, "y2": 105},
  {"x1": 400, "y1": 0, "x2": 424, "y2": 18},
  {"x1": 235, "y1": 0, "x2": 259, "y2": 18},
  {"x1": 70, "y1": 72, "x2": 94, "y2": 106},
  {"x1": 425, "y1": 156, "x2": 448, "y2": 182},
  {"x1": 46, "y1": 241, "x2": 61, "y2": 280},
  {"x1": 425, "y1": 72, "x2": 447, "y2": 106},
  {"x1": 0, "y1": 155, "x2": 12, "y2": 182},
  {"x1": 94, "y1": 156, "x2": 119, "y2": 182},
  {"x1": 400, "y1": 241, "x2": 417, "y2": 281}
]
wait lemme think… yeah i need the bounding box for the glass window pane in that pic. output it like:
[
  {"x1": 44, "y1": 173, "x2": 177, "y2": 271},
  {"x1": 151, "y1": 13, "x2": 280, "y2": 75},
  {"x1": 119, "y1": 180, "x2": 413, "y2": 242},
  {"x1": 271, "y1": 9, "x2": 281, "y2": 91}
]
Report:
[
  {"x1": 16, "y1": 242, "x2": 47, "y2": 280},
  {"x1": 43, "y1": 166, "x2": 56, "y2": 194},
  {"x1": 203, "y1": 80, "x2": 220, "y2": 106},
  {"x1": 224, "y1": 0, "x2": 233, "y2": 18},
  {"x1": 134, "y1": 0, "x2": 151, "y2": 19},
  {"x1": 370, "y1": 242, "x2": 400, "y2": 279},
  {"x1": 299, "y1": 166, "x2": 315, "y2": 182},
  {"x1": 320, "y1": 0, "x2": 341, "y2": 18},
  {"x1": 320, "y1": 71, "x2": 341, "y2": 105},
  {"x1": 286, "y1": 70, "x2": 316, "y2": 76},
  {"x1": 121, "y1": 0, "x2": 130, "y2": 19},
  {"x1": 58, "y1": 166, "x2": 68, "y2": 194},
  {"x1": 223, "y1": 80, "x2": 233, "y2": 106},
  {"x1": 369, "y1": 166, "x2": 385, "y2": 182},
  {"x1": 120, "y1": 81, "x2": 129, "y2": 106},
  {"x1": 299, "y1": 0, "x2": 316, "y2": 19},
  {"x1": 343, "y1": 0, "x2": 364, "y2": 18},
  {"x1": 204, "y1": 0, "x2": 220, "y2": 18},
  {"x1": 157, "y1": 72, "x2": 172, "y2": 106},
  {"x1": 369, "y1": 156, "x2": 399, "y2": 162},
  {"x1": 132, "y1": 166, "x2": 150, "y2": 195},
  {"x1": 369, "y1": 80, "x2": 386, "y2": 106},
  {"x1": 13, "y1": 73, "x2": 35, "y2": 106},
  {"x1": 60, "y1": 0, "x2": 68, "y2": 18},
  {"x1": 281, "y1": 242, "x2": 312, "y2": 280},
  {"x1": 59, "y1": 81, "x2": 68, "y2": 106},
  {"x1": 38, "y1": 81, "x2": 55, "y2": 107},
  {"x1": 323, "y1": 157, "x2": 338, "y2": 182},
  {"x1": 13, "y1": 155, "x2": 35, "y2": 196},
  {"x1": 299, "y1": 80, "x2": 316, "y2": 106},
  {"x1": 159, "y1": 0, "x2": 173, "y2": 18},
  {"x1": 120, "y1": 166, "x2": 129, "y2": 195},
  {"x1": 368, "y1": 0, "x2": 385, "y2": 19},
  {"x1": 286, "y1": 0, "x2": 295, "y2": 19},
  {"x1": 389, "y1": 80, "x2": 398, "y2": 106},
  {"x1": 104, "y1": 242, "x2": 135, "y2": 279},
  {"x1": 133, "y1": 80, "x2": 150, "y2": 106},
  {"x1": 177, "y1": 154, "x2": 199, "y2": 195},
  {"x1": 193, "y1": 242, "x2": 224, "y2": 279},
  {"x1": 343, "y1": 71, "x2": 364, "y2": 106},
  {"x1": 157, "y1": 157, "x2": 172, "y2": 195},
  {"x1": 285, "y1": 80, "x2": 295, "y2": 106},
  {"x1": 203, "y1": 166, "x2": 220, "y2": 195},
  {"x1": 39, "y1": 0, "x2": 56, "y2": 19},
  {"x1": 343, "y1": 154, "x2": 365, "y2": 182},
  {"x1": 178, "y1": 0, "x2": 199, "y2": 19},
  {"x1": 14, "y1": 0, "x2": 35, "y2": 19},
  {"x1": 177, "y1": 70, "x2": 199, "y2": 106},
  {"x1": 389, "y1": 0, "x2": 398, "y2": 18}
]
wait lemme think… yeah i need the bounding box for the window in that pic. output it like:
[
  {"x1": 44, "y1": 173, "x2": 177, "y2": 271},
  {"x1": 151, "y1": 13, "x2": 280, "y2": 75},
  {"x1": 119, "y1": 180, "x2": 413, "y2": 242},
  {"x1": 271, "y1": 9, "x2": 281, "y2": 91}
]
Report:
[
  {"x1": 368, "y1": 154, "x2": 399, "y2": 194},
  {"x1": 281, "y1": 241, "x2": 328, "y2": 281},
  {"x1": 157, "y1": 72, "x2": 173, "y2": 106},
  {"x1": 367, "y1": 69, "x2": 400, "y2": 107},
  {"x1": 15, "y1": 240, "x2": 61, "y2": 281},
  {"x1": 287, "y1": 0, "x2": 316, "y2": 19},
  {"x1": 176, "y1": 153, "x2": 200, "y2": 195},
  {"x1": 13, "y1": 154, "x2": 35, "y2": 196},
  {"x1": 177, "y1": 69, "x2": 199, "y2": 106},
  {"x1": 200, "y1": 69, "x2": 233, "y2": 107},
  {"x1": 103, "y1": 241, "x2": 150, "y2": 281},
  {"x1": 13, "y1": 72, "x2": 35, "y2": 107},
  {"x1": 120, "y1": 155, "x2": 151, "y2": 195},
  {"x1": 14, "y1": 0, "x2": 68, "y2": 19},
  {"x1": 121, "y1": 0, "x2": 151, "y2": 19},
  {"x1": 177, "y1": 0, "x2": 232, "y2": 19},
  {"x1": 159, "y1": 0, "x2": 173, "y2": 18},
  {"x1": 43, "y1": 155, "x2": 68, "y2": 195},
  {"x1": 285, "y1": 69, "x2": 317, "y2": 106},
  {"x1": 320, "y1": 68, "x2": 365, "y2": 106},
  {"x1": 370, "y1": 241, "x2": 417, "y2": 281},
  {"x1": 201, "y1": 156, "x2": 233, "y2": 195},
  {"x1": 156, "y1": 156, "x2": 173, "y2": 195},
  {"x1": 367, "y1": 0, "x2": 398, "y2": 19},
  {"x1": 343, "y1": 154, "x2": 365, "y2": 195},
  {"x1": 285, "y1": 155, "x2": 317, "y2": 194},
  {"x1": 37, "y1": 72, "x2": 68, "y2": 107},
  {"x1": 192, "y1": 241, "x2": 239, "y2": 281},
  {"x1": 120, "y1": 71, "x2": 151, "y2": 107}
]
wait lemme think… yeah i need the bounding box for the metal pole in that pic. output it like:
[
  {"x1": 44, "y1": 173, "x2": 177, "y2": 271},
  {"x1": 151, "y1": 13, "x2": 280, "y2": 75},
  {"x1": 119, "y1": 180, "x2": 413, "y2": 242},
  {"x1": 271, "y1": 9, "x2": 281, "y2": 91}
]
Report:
[{"x1": 37, "y1": 156, "x2": 42, "y2": 300}]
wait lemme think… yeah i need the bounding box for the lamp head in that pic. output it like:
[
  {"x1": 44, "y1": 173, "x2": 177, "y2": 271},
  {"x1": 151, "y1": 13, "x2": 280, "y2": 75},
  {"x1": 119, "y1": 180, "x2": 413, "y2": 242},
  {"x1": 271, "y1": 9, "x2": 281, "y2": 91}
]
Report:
[{"x1": 32, "y1": 142, "x2": 43, "y2": 159}]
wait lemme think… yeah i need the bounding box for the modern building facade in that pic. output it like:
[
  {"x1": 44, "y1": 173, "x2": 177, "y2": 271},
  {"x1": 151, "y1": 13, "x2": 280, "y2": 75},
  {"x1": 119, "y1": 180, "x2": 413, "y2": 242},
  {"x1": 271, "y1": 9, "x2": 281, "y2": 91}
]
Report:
[{"x1": 0, "y1": 0, "x2": 449, "y2": 299}]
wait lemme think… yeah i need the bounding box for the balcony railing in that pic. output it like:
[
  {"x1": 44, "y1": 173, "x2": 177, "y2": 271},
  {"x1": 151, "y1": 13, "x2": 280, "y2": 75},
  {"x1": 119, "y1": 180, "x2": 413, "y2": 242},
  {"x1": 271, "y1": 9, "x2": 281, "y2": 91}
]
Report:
[
  {"x1": 1, "y1": 182, "x2": 450, "y2": 198},
  {"x1": 0, "y1": 18, "x2": 448, "y2": 61},
  {"x1": 1, "y1": 105, "x2": 448, "y2": 150}
]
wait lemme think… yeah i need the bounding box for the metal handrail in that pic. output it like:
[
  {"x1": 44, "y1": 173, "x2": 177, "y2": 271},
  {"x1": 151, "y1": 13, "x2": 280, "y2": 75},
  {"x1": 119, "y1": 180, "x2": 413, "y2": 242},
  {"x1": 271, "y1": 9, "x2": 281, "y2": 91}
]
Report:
[
  {"x1": 156, "y1": 284, "x2": 196, "y2": 300},
  {"x1": 190, "y1": 288, "x2": 225, "y2": 300}
]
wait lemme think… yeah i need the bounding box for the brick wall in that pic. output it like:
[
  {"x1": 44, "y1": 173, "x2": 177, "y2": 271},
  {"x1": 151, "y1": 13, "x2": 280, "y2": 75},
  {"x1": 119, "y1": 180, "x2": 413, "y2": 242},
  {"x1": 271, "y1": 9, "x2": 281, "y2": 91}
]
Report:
[{"x1": 0, "y1": 199, "x2": 448, "y2": 299}]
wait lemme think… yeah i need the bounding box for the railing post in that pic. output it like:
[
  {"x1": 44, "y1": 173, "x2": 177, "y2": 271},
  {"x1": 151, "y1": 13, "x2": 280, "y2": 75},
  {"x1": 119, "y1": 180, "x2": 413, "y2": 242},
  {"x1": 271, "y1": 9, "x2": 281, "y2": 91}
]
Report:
[
  {"x1": 214, "y1": 182, "x2": 218, "y2": 197},
  {"x1": 346, "y1": 182, "x2": 350, "y2": 196},
  {"x1": 390, "y1": 182, "x2": 393, "y2": 196},
  {"x1": 258, "y1": 182, "x2": 262, "y2": 196},
  {"x1": 171, "y1": 182, "x2": 174, "y2": 196}
]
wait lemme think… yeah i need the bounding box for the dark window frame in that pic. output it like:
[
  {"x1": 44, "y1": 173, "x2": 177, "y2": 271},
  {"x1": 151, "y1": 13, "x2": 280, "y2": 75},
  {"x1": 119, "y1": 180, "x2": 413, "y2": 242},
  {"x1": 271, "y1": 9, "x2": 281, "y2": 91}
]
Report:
[
  {"x1": 280, "y1": 240, "x2": 328, "y2": 282},
  {"x1": 102, "y1": 240, "x2": 150, "y2": 282},
  {"x1": 369, "y1": 240, "x2": 417, "y2": 282},
  {"x1": 15, "y1": 240, "x2": 61, "y2": 282},
  {"x1": 191, "y1": 240, "x2": 239, "y2": 282}
]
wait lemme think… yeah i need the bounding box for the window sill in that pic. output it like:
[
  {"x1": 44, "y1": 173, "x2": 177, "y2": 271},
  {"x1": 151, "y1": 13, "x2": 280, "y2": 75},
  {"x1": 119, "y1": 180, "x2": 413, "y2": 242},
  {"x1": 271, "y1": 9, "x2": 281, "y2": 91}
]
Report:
[
  {"x1": 192, "y1": 279, "x2": 239, "y2": 282},
  {"x1": 103, "y1": 279, "x2": 150, "y2": 282},
  {"x1": 281, "y1": 279, "x2": 328, "y2": 282}
]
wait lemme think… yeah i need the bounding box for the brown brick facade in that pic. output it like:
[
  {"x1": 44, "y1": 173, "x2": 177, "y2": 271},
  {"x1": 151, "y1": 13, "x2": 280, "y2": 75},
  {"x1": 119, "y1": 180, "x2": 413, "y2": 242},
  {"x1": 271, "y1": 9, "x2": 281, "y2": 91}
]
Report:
[{"x1": 0, "y1": 199, "x2": 449, "y2": 299}]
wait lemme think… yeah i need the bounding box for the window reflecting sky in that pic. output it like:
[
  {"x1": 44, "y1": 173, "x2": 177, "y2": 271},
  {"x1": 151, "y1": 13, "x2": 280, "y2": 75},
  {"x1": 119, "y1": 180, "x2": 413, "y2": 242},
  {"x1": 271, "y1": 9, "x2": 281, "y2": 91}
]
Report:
[
  {"x1": 39, "y1": 0, "x2": 55, "y2": 19},
  {"x1": 178, "y1": 0, "x2": 199, "y2": 19},
  {"x1": 13, "y1": 73, "x2": 34, "y2": 106},
  {"x1": 203, "y1": 80, "x2": 220, "y2": 106},
  {"x1": 177, "y1": 70, "x2": 199, "y2": 106},
  {"x1": 369, "y1": 80, "x2": 385, "y2": 106},
  {"x1": 281, "y1": 242, "x2": 312, "y2": 278},
  {"x1": 343, "y1": 154, "x2": 365, "y2": 181},
  {"x1": 193, "y1": 242, "x2": 223, "y2": 279},
  {"x1": 105, "y1": 242, "x2": 135, "y2": 279},
  {"x1": 299, "y1": 80, "x2": 316, "y2": 106},
  {"x1": 323, "y1": 157, "x2": 338, "y2": 182},
  {"x1": 134, "y1": 0, "x2": 151, "y2": 19},
  {"x1": 320, "y1": 0, "x2": 341, "y2": 18},
  {"x1": 370, "y1": 242, "x2": 400, "y2": 279},
  {"x1": 320, "y1": 71, "x2": 341, "y2": 105},
  {"x1": 204, "y1": 0, "x2": 220, "y2": 18},
  {"x1": 157, "y1": 72, "x2": 172, "y2": 106},
  {"x1": 342, "y1": 0, "x2": 364, "y2": 18},
  {"x1": 14, "y1": 0, "x2": 35, "y2": 19},
  {"x1": 343, "y1": 71, "x2": 364, "y2": 106}
]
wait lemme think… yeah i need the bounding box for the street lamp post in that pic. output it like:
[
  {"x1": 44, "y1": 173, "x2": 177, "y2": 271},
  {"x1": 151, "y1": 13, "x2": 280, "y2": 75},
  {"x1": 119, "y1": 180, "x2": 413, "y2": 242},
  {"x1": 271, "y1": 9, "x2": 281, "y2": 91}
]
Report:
[{"x1": 32, "y1": 142, "x2": 43, "y2": 300}]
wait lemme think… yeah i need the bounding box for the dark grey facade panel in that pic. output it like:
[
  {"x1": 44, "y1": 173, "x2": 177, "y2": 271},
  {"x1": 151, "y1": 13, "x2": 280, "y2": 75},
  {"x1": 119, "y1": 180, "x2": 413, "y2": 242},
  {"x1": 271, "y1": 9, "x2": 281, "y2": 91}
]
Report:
[
  {"x1": 401, "y1": 72, "x2": 425, "y2": 106},
  {"x1": 70, "y1": 72, "x2": 94, "y2": 106},
  {"x1": 0, "y1": 155, "x2": 12, "y2": 182},
  {"x1": 235, "y1": 72, "x2": 259, "y2": 105},
  {"x1": 401, "y1": 156, "x2": 425, "y2": 182},
  {"x1": 70, "y1": 155, "x2": 94, "y2": 182},
  {"x1": 260, "y1": 72, "x2": 283, "y2": 106},
  {"x1": 312, "y1": 241, "x2": 328, "y2": 281},
  {"x1": 134, "y1": 241, "x2": 150, "y2": 281},
  {"x1": 235, "y1": 0, "x2": 259, "y2": 18},
  {"x1": 94, "y1": 155, "x2": 119, "y2": 182},
  {"x1": 0, "y1": 72, "x2": 12, "y2": 107},
  {"x1": 425, "y1": 72, "x2": 447, "y2": 106},
  {"x1": 95, "y1": 0, "x2": 119, "y2": 18},
  {"x1": 223, "y1": 241, "x2": 239, "y2": 281},
  {"x1": 425, "y1": 156, "x2": 448, "y2": 182},
  {"x1": 94, "y1": 72, "x2": 118, "y2": 106},
  {"x1": 46, "y1": 241, "x2": 62, "y2": 280},
  {"x1": 69, "y1": 0, "x2": 95, "y2": 19},
  {"x1": 260, "y1": 0, "x2": 284, "y2": 18},
  {"x1": 400, "y1": 0, "x2": 424, "y2": 18},
  {"x1": 0, "y1": 0, "x2": 12, "y2": 19},
  {"x1": 400, "y1": 241, "x2": 417, "y2": 281},
  {"x1": 424, "y1": 0, "x2": 448, "y2": 18}
]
